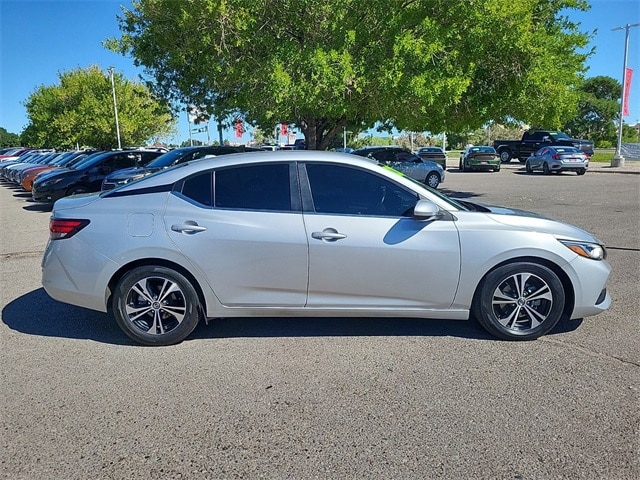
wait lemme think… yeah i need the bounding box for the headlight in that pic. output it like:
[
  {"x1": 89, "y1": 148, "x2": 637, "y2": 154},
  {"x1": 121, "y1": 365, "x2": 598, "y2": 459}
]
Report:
[
  {"x1": 40, "y1": 178, "x2": 63, "y2": 188},
  {"x1": 560, "y1": 240, "x2": 606, "y2": 260}
]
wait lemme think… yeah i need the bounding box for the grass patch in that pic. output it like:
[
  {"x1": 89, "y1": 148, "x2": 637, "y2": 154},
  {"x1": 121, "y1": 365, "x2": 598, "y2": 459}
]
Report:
[{"x1": 591, "y1": 149, "x2": 615, "y2": 163}]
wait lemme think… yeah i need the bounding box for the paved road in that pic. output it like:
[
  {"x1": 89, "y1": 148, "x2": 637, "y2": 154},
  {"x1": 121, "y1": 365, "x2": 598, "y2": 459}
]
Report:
[{"x1": 1, "y1": 168, "x2": 638, "y2": 479}]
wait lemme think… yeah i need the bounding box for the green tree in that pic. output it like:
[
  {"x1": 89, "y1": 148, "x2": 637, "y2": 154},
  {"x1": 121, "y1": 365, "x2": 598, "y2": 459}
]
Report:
[
  {"x1": 0, "y1": 127, "x2": 21, "y2": 147},
  {"x1": 109, "y1": 0, "x2": 591, "y2": 150},
  {"x1": 563, "y1": 76, "x2": 621, "y2": 146},
  {"x1": 21, "y1": 66, "x2": 175, "y2": 149}
]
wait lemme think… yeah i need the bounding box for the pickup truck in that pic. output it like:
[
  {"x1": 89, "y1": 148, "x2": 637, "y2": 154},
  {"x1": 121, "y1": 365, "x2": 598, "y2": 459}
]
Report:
[{"x1": 493, "y1": 129, "x2": 594, "y2": 163}]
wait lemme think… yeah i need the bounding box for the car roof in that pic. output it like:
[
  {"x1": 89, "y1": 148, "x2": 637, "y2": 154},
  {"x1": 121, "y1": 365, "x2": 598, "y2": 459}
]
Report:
[{"x1": 110, "y1": 151, "x2": 379, "y2": 192}]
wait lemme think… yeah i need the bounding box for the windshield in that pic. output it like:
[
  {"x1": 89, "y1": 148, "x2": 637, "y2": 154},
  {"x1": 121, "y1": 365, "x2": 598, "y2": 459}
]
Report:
[
  {"x1": 549, "y1": 131, "x2": 570, "y2": 140},
  {"x1": 66, "y1": 151, "x2": 105, "y2": 169},
  {"x1": 71, "y1": 151, "x2": 113, "y2": 169},
  {"x1": 145, "y1": 148, "x2": 192, "y2": 168}
]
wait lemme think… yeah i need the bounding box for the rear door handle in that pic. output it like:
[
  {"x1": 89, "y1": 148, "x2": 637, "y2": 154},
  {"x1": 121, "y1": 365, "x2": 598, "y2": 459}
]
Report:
[{"x1": 171, "y1": 222, "x2": 207, "y2": 234}]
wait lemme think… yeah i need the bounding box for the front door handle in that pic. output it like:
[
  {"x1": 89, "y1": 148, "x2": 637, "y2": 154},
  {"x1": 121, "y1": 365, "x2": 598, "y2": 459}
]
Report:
[
  {"x1": 171, "y1": 222, "x2": 207, "y2": 234},
  {"x1": 312, "y1": 228, "x2": 347, "y2": 242}
]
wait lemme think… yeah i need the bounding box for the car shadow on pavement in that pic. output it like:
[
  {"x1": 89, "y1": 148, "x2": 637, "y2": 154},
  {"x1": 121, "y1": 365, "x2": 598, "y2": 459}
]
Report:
[
  {"x1": 2, "y1": 288, "x2": 130, "y2": 345},
  {"x1": 3, "y1": 288, "x2": 583, "y2": 345},
  {"x1": 22, "y1": 202, "x2": 52, "y2": 213},
  {"x1": 440, "y1": 188, "x2": 485, "y2": 199}
]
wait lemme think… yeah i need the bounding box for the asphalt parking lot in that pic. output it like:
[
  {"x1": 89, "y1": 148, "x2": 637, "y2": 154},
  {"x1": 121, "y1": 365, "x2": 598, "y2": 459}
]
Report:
[{"x1": 1, "y1": 164, "x2": 639, "y2": 479}]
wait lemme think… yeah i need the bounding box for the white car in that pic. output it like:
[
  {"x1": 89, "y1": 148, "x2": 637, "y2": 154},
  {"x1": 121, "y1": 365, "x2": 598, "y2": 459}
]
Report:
[{"x1": 42, "y1": 151, "x2": 611, "y2": 345}]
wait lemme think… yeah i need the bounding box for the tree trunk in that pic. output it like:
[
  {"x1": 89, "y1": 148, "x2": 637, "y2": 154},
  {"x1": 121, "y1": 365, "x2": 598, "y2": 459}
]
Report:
[{"x1": 299, "y1": 116, "x2": 346, "y2": 150}]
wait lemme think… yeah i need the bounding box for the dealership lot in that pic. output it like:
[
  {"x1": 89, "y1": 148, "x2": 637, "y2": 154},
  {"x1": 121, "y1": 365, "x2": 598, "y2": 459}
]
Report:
[{"x1": 1, "y1": 166, "x2": 639, "y2": 479}]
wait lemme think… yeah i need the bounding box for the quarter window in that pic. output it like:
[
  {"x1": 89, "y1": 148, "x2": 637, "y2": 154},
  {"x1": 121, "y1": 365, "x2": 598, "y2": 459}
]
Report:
[{"x1": 181, "y1": 172, "x2": 213, "y2": 206}]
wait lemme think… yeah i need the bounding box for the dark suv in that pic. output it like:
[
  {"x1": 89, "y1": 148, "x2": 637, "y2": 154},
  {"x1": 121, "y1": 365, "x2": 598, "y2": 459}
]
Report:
[
  {"x1": 32, "y1": 150, "x2": 163, "y2": 204},
  {"x1": 101, "y1": 145, "x2": 262, "y2": 190}
]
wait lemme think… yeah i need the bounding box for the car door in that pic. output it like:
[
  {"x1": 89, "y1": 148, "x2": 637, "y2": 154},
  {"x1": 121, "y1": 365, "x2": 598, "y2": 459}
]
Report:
[
  {"x1": 163, "y1": 162, "x2": 309, "y2": 307},
  {"x1": 301, "y1": 162, "x2": 460, "y2": 309},
  {"x1": 530, "y1": 147, "x2": 547, "y2": 169}
]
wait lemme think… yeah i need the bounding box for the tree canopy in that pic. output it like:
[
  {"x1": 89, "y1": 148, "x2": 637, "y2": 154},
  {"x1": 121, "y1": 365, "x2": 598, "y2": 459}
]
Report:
[
  {"x1": 0, "y1": 127, "x2": 21, "y2": 148},
  {"x1": 109, "y1": 0, "x2": 592, "y2": 149},
  {"x1": 22, "y1": 66, "x2": 175, "y2": 149},
  {"x1": 563, "y1": 75, "x2": 621, "y2": 146}
]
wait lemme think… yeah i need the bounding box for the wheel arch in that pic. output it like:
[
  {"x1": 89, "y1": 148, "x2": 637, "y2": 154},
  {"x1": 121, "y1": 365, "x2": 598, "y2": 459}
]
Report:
[
  {"x1": 106, "y1": 258, "x2": 208, "y2": 317},
  {"x1": 472, "y1": 256, "x2": 575, "y2": 319}
]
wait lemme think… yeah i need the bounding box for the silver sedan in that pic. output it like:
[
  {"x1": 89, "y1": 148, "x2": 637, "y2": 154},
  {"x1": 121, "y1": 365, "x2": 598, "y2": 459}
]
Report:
[
  {"x1": 42, "y1": 151, "x2": 611, "y2": 345},
  {"x1": 525, "y1": 146, "x2": 589, "y2": 175}
]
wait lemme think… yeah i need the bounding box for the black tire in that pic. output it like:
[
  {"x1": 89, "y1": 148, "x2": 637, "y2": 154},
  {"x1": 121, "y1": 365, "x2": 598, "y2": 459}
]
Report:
[
  {"x1": 425, "y1": 172, "x2": 440, "y2": 188},
  {"x1": 577, "y1": 168, "x2": 586, "y2": 175},
  {"x1": 112, "y1": 265, "x2": 201, "y2": 346},
  {"x1": 499, "y1": 149, "x2": 512, "y2": 163},
  {"x1": 472, "y1": 262, "x2": 566, "y2": 341},
  {"x1": 493, "y1": 165, "x2": 500, "y2": 172},
  {"x1": 542, "y1": 163, "x2": 550, "y2": 175},
  {"x1": 525, "y1": 161, "x2": 533, "y2": 173}
]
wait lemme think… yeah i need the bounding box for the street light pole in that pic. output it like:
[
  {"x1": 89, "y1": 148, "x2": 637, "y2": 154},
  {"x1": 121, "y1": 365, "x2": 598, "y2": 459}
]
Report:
[
  {"x1": 107, "y1": 66, "x2": 122, "y2": 150},
  {"x1": 611, "y1": 23, "x2": 640, "y2": 167}
]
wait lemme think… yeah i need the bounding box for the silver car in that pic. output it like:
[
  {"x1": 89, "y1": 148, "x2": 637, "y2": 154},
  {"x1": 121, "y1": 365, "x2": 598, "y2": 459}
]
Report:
[
  {"x1": 525, "y1": 146, "x2": 589, "y2": 175},
  {"x1": 42, "y1": 151, "x2": 611, "y2": 346},
  {"x1": 352, "y1": 147, "x2": 444, "y2": 188}
]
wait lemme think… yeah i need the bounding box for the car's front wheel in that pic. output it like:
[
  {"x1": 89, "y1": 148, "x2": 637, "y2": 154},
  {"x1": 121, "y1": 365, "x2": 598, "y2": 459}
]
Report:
[
  {"x1": 425, "y1": 172, "x2": 440, "y2": 188},
  {"x1": 472, "y1": 262, "x2": 566, "y2": 341},
  {"x1": 525, "y1": 161, "x2": 533, "y2": 173},
  {"x1": 112, "y1": 265, "x2": 201, "y2": 346}
]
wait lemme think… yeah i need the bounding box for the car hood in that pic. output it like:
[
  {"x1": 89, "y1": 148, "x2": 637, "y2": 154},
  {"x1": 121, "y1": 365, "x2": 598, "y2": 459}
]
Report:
[
  {"x1": 36, "y1": 167, "x2": 72, "y2": 182},
  {"x1": 476, "y1": 202, "x2": 601, "y2": 243}
]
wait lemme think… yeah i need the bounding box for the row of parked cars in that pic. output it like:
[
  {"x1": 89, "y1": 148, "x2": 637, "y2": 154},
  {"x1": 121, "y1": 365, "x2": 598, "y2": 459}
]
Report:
[
  {"x1": 0, "y1": 139, "x2": 590, "y2": 212},
  {"x1": 0, "y1": 145, "x2": 267, "y2": 205},
  {"x1": 0, "y1": 144, "x2": 448, "y2": 208},
  {"x1": 414, "y1": 144, "x2": 589, "y2": 175}
]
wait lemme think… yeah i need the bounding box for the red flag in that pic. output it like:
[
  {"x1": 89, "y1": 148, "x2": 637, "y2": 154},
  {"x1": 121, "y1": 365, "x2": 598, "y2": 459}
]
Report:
[
  {"x1": 623, "y1": 67, "x2": 633, "y2": 117},
  {"x1": 234, "y1": 119, "x2": 243, "y2": 138},
  {"x1": 281, "y1": 123, "x2": 288, "y2": 136}
]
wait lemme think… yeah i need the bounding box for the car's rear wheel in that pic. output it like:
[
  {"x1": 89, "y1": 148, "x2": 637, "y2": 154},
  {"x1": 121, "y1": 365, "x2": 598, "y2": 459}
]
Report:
[
  {"x1": 425, "y1": 172, "x2": 440, "y2": 188},
  {"x1": 112, "y1": 265, "x2": 201, "y2": 346},
  {"x1": 493, "y1": 165, "x2": 500, "y2": 172},
  {"x1": 499, "y1": 149, "x2": 512, "y2": 163},
  {"x1": 472, "y1": 262, "x2": 565, "y2": 341},
  {"x1": 542, "y1": 163, "x2": 550, "y2": 175},
  {"x1": 577, "y1": 168, "x2": 586, "y2": 175}
]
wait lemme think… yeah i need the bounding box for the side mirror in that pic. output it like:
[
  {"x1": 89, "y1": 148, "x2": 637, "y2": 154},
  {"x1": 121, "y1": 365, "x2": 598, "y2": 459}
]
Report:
[{"x1": 413, "y1": 199, "x2": 440, "y2": 220}]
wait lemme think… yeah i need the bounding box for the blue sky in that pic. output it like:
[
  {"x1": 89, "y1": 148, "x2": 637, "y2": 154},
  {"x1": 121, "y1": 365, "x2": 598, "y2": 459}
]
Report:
[{"x1": 1, "y1": 0, "x2": 639, "y2": 146}]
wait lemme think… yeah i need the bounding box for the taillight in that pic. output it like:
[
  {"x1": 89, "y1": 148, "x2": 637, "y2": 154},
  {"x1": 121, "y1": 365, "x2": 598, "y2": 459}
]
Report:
[
  {"x1": 49, "y1": 218, "x2": 90, "y2": 240},
  {"x1": 552, "y1": 154, "x2": 560, "y2": 160}
]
